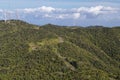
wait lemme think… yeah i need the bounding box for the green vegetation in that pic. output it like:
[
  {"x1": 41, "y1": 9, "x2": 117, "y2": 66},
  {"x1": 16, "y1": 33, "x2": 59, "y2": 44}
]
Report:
[{"x1": 0, "y1": 20, "x2": 120, "y2": 80}]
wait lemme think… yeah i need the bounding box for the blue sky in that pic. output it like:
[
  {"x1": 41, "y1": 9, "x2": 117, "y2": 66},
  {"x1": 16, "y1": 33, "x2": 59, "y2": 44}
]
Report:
[
  {"x1": 0, "y1": 0, "x2": 120, "y2": 26},
  {"x1": 0, "y1": 0, "x2": 120, "y2": 9}
]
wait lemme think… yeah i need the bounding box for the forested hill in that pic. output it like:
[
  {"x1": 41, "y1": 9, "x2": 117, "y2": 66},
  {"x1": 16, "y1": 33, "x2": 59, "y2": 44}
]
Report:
[{"x1": 0, "y1": 20, "x2": 120, "y2": 80}]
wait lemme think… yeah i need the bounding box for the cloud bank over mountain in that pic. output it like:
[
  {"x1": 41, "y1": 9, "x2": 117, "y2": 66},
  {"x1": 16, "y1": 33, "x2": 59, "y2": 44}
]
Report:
[{"x1": 0, "y1": 6, "x2": 120, "y2": 26}]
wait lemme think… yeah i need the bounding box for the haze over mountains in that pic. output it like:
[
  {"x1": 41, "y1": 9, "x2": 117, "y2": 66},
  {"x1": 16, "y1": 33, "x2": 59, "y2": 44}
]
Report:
[{"x1": 0, "y1": 20, "x2": 119, "y2": 80}]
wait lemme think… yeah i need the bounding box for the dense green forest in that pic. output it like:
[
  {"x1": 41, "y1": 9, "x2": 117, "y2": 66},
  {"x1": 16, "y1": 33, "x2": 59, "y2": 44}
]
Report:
[{"x1": 0, "y1": 20, "x2": 120, "y2": 80}]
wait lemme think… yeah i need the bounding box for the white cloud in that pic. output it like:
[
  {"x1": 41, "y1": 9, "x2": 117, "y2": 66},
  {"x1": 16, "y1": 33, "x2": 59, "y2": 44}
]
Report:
[
  {"x1": 72, "y1": 5, "x2": 118, "y2": 16},
  {"x1": 0, "y1": 5, "x2": 119, "y2": 26},
  {"x1": 23, "y1": 6, "x2": 55, "y2": 13},
  {"x1": 16, "y1": 5, "x2": 119, "y2": 19},
  {"x1": 0, "y1": 9, "x2": 3, "y2": 12},
  {"x1": 56, "y1": 14, "x2": 69, "y2": 19},
  {"x1": 73, "y1": 13, "x2": 80, "y2": 19},
  {"x1": 23, "y1": 8, "x2": 36, "y2": 13},
  {"x1": 89, "y1": 6, "x2": 103, "y2": 15},
  {"x1": 39, "y1": 6, "x2": 55, "y2": 13},
  {"x1": 44, "y1": 14, "x2": 52, "y2": 18},
  {"x1": 56, "y1": 15, "x2": 64, "y2": 19}
]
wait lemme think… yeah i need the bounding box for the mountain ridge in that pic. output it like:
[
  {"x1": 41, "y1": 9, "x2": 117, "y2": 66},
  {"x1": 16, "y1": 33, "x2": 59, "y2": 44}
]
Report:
[{"x1": 0, "y1": 20, "x2": 120, "y2": 80}]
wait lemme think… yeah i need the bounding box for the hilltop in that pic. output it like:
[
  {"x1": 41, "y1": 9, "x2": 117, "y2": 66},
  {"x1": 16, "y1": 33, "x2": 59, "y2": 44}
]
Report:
[{"x1": 0, "y1": 20, "x2": 120, "y2": 80}]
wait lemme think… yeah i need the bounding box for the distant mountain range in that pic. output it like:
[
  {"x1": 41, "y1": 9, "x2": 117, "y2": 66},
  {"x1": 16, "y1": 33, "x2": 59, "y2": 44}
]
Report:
[{"x1": 0, "y1": 20, "x2": 120, "y2": 80}]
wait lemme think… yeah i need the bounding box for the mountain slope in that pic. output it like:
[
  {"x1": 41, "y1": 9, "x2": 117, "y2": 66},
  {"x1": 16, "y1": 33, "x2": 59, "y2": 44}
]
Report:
[{"x1": 0, "y1": 20, "x2": 120, "y2": 80}]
